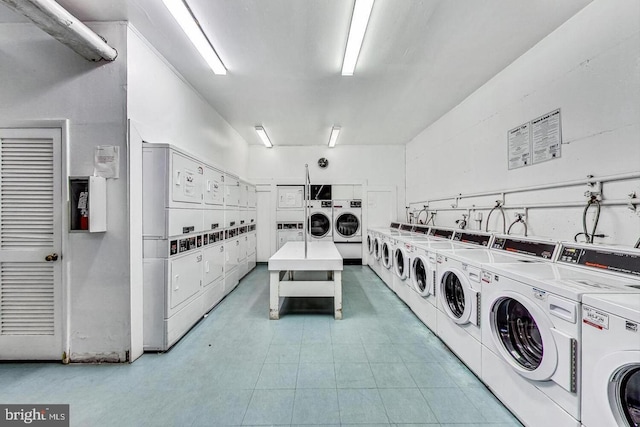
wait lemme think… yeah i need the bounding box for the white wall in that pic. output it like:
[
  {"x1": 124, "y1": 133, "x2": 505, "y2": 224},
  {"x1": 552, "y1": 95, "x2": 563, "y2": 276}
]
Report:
[
  {"x1": 0, "y1": 22, "x2": 131, "y2": 361},
  {"x1": 126, "y1": 27, "x2": 249, "y2": 178},
  {"x1": 405, "y1": 0, "x2": 640, "y2": 245},
  {"x1": 247, "y1": 145, "x2": 406, "y2": 219}
]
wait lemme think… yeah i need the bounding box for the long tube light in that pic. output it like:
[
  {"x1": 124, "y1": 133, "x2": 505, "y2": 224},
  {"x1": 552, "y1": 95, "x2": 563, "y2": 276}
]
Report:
[
  {"x1": 341, "y1": 0, "x2": 374, "y2": 76},
  {"x1": 162, "y1": 0, "x2": 226, "y2": 75},
  {"x1": 328, "y1": 127, "x2": 341, "y2": 148},
  {"x1": 255, "y1": 126, "x2": 273, "y2": 148},
  {"x1": 0, "y1": 0, "x2": 117, "y2": 61}
]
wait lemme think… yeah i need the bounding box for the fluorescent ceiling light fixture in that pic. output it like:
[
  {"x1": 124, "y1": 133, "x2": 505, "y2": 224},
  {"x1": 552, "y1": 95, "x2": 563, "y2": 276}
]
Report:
[
  {"x1": 163, "y1": 0, "x2": 227, "y2": 75},
  {"x1": 341, "y1": 0, "x2": 374, "y2": 76},
  {"x1": 255, "y1": 126, "x2": 273, "y2": 148},
  {"x1": 328, "y1": 127, "x2": 341, "y2": 148}
]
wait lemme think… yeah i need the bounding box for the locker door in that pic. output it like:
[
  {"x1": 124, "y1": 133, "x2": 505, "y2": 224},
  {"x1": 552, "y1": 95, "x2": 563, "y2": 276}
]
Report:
[
  {"x1": 171, "y1": 152, "x2": 203, "y2": 205},
  {"x1": 204, "y1": 166, "x2": 224, "y2": 206},
  {"x1": 0, "y1": 128, "x2": 63, "y2": 360},
  {"x1": 203, "y1": 243, "x2": 224, "y2": 286}
]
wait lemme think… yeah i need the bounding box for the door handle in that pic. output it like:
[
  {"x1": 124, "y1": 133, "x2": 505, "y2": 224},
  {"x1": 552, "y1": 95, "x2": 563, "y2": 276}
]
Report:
[{"x1": 45, "y1": 253, "x2": 59, "y2": 262}]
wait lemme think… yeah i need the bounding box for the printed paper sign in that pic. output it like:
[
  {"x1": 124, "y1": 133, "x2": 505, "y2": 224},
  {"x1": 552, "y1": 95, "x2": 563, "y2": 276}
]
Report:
[
  {"x1": 94, "y1": 145, "x2": 120, "y2": 178},
  {"x1": 507, "y1": 122, "x2": 531, "y2": 169},
  {"x1": 531, "y1": 109, "x2": 562, "y2": 164}
]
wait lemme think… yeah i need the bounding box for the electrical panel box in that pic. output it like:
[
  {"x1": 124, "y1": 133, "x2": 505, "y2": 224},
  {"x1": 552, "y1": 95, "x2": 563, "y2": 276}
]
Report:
[{"x1": 69, "y1": 176, "x2": 106, "y2": 232}]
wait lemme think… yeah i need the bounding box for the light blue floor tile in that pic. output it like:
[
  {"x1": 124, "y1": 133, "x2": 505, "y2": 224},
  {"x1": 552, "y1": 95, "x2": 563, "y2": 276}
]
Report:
[
  {"x1": 332, "y1": 343, "x2": 368, "y2": 363},
  {"x1": 405, "y1": 362, "x2": 458, "y2": 388},
  {"x1": 242, "y1": 389, "x2": 295, "y2": 426},
  {"x1": 291, "y1": 388, "x2": 340, "y2": 425},
  {"x1": 440, "y1": 361, "x2": 483, "y2": 387},
  {"x1": 370, "y1": 363, "x2": 417, "y2": 388},
  {"x1": 420, "y1": 387, "x2": 484, "y2": 423},
  {"x1": 296, "y1": 363, "x2": 336, "y2": 389},
  {"x1": 189, "y1": 389, "x2": 253, "y2": 426},
  {"x1": 335, "y1": 362, "x2": 376, "y2": 389},
  {"x1": 2, "y1": 266, "x2": 522, "y2": 427},
  {"x1": 299, "y1": 343, "x2": 334, "y2": 363},
  {"x1": 265, "y1": 344, "x2": 301, "y2": 364},
  {"x1": 212, "y1": 362, "x2": 263, "y2": 389},
  {"x1": 337, "y1": 388, "x2": 389, "y2": 424},
  {"x1": 255, "y1": 363, "x2": 298, "y2": 389},
  {"x1": 378, "y1": 388, "x2": 438, "y2": 424},
  {"x1": 363, "y1": 344, "x2": 404, "y2": 363},
  {"x1": 462, "y1": 386, "x2": 523, "y2": 425}
]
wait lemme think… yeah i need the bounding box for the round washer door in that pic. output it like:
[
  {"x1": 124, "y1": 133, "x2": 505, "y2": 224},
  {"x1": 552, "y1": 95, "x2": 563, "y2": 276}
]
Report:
[
  {"x1": 367, "y1": 235, "x2": 374, "y2": 254},
  {"x1": 335, "y1": 212, "x2": 360, "y2": 238},
  {"x1": 439, "y1": 267, "x2": 474, "y2": 324},
  {"x1": 382, "y1": 242, "x2": 392, "y2": 269},
  {"x1": 307, "y1": 212, "x2": 331, "y2": 238},
  {"x1": 614, "y1": 364, "x2": 640, "y2": 427},
  {"x1": 374, "y1": 238, "x2": 381, "y2": 260},
  {"x1": 394, "y1": 247, "x2": 408, "y2": 280},
  {"x1": 488, "y1": 291, "x2": 559, "y2": 381},
  {"x1": 411, "y1": 255, "x2": 432, "y2": 296}
]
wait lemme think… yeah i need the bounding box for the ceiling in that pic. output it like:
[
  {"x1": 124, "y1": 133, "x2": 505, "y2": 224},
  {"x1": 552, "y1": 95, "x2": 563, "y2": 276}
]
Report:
[{"x1": 0, "y1": 0, "x2": 592, "y2": 147}]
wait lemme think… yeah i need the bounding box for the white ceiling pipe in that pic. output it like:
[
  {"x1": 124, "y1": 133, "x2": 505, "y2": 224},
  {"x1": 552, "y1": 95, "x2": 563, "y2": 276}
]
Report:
[{"x1": 1, "y1": 0, "x2": 117, "y2": 61}]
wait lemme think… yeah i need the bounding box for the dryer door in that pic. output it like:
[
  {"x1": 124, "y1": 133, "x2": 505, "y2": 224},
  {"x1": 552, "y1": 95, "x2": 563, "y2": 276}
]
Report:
[
  {"x1": 439, "y1": 267, "x2": 478, "y2": 325},
  {"x1": 307, "y1": 212, "x2": 331, "y2": 238},
  {"x1": 382, "y1": 242, "x2": 392, "y2": 268},
  {"x1": 616, "y1": 364, "x2": 640, "y2": 427},
  {"x1": 367, "y1": 234, "x2": 374, "y2": 254},
  {"x1": 411, "y1": 255, "x2": 431, "y2": 296},
  {"x1": 488, "y1": 291, "x2": 568, "y2": 383},
  {"x1": 374, "y1": 238, "x2": 381, "y2": 260},
  {"x1": 335, "y1": 212, "x2": 360, "y2": 238},
  {"x1": 394, "y1": 247, "x2": 409, "y2": 280}
]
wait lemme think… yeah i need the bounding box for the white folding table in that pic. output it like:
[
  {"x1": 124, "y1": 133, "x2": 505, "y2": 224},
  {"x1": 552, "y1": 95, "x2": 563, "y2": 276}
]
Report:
[{"x1": 267, "y1": 241, "x2": 343, "y2": 320}]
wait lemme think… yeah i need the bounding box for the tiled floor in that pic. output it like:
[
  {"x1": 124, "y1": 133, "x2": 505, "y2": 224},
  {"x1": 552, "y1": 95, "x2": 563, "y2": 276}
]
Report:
[{"x1": 0, "y1": 265, "x2": 523, "y2": 427}]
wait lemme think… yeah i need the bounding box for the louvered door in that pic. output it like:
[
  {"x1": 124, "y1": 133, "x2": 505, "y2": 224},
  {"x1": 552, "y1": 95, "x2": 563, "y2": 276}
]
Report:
[{"x1": 0, "y1": 128, "x2": 62, "y2": 360}]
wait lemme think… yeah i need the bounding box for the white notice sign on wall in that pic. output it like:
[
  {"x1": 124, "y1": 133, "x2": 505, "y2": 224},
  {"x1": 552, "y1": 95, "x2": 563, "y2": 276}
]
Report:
[
  {"x1": 531, "y1": 109, "x2": 562, "y2": 164},
  {"x1": 507, "y1": 122, "x2": 531, "y2": 170}
]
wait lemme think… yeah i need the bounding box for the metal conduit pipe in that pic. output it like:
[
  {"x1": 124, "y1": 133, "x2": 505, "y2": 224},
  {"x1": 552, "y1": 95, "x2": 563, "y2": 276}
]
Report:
[
  {"x1": 1, "y1": 0, "x2": 118, "y2": 61},
  {"x1": 422, "y1": 198, "x2": 640, "y2": 212},
  {"x1": 411, "y1": 171, "x2": 640, "y2": 206}
]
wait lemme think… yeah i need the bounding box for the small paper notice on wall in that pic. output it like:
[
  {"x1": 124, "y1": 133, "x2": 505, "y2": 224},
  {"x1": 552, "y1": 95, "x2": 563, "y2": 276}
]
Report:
[
  {"x1": 507, "y1": 122, "x2": 531, "y2": 170},
  {"x1": 531, "y1": 109, "x2": 562, "y2": 164},
  {"x1": 94, "y1": 145, "x2": 120, "y2": 178}
]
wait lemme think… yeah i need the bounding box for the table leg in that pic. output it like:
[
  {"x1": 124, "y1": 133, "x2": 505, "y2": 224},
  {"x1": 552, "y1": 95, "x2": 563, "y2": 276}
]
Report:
[
  {"x1": 269, "y1": 271, "x2": 280, "y2": 320},
  {"x1": 334, "y1": 270, "x2": 342, "y2": 320}
]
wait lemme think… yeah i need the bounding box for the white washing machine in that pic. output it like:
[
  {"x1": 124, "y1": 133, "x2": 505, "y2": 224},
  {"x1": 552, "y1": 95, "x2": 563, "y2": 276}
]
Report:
[
  {"x1": 480, "y1": 243, "x2": 640, "y2": 427},
  {"x1": 434, "y1": 235, "x2": 559, "y2": 377},
  {"x1": 333, "y1": 199, "x2": 362, "y2": 242},
  {"x1": 366, "y1": 229, "x2": 375, "y2": 267},
  {"x1": 407, "y1": 238, "x2": 490, "y2": 333},
  {"x1": 307, "y1": 200, "x2": 333, "y2": 241},
  {"x1": 581, "y1": 293, "x2": 640, "y2": 427},
  {"x1": 379, "y1": 233, "x2": 395, "y2": 290},
  {"x1": 390, "y1": 228, "x2": 457, "y2": 304}
]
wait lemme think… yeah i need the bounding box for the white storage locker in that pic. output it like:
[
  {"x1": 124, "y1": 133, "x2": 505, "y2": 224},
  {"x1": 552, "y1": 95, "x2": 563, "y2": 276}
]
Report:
[
  {"x1": 143, "y1": 144, "x2": 205, "y2": 239},
  {"x1": 202, "y1": 231, "x2": 225, "y2": 312},
  {"x1": 248, "y1": 209, "x2": 257, "y2": 225},
  {"x1": 171, "y1": 152, "x2": 204, "y2": 205},
  {"x1": 225, "y1": 174, "x2": 240, "y2": 206},
  {"x1": 225, "y1": 207, "x2": 240, "y2": 228},
  {"x1": 247, "y1": 226, "x2": 257, "y2": 273},
  {"x1": 204, "y1": 207, "x2": 224, "y2": 231},
  {"x1": 248, "y1": 185, "x2": 257, "y2": 208},
  {"x1": 239, "y1": 181, "x2": 249, "y2": 207},
  {"x1": 239, "y1": 228, "x2": 248, "y2": 278},
  {"x1": 143, "y1": 239, "x2": 204, "y2": 351},
  {"x1": 204, "y1": 166, "x2": 224, "y2": 206}
]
